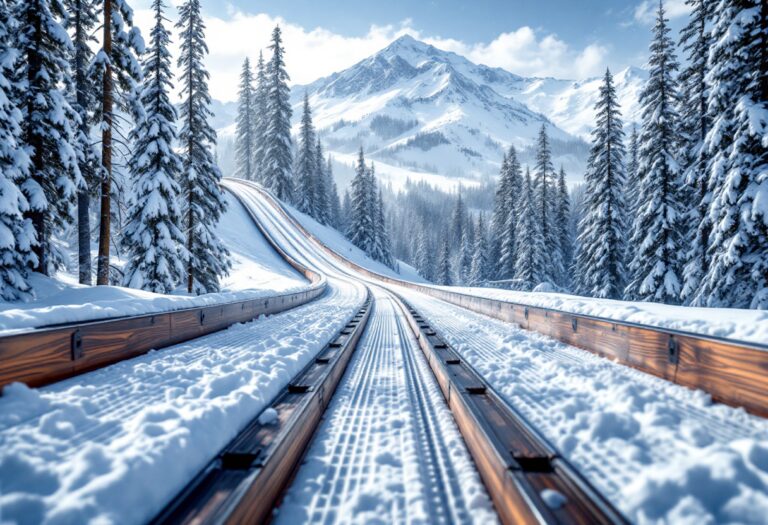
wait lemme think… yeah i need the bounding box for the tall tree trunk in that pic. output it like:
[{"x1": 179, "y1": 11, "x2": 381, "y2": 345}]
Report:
[
  {"x1": 27, "y1": 7, "x2": 47, "y2": 274},
  {"x1": 96, "y1": 0, "x2": 112, "y2": 286},
  {"x1": 75, "y1": 1, "x2": 91, "y2": 285}
]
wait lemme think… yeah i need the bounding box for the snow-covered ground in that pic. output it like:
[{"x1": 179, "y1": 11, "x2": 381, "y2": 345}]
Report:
[
  {"x1": 395, "y1": 285, "x2": 768, "y2": 524},
  {"x1": 275, "y1": 287, "x2": 496, "y2": 524},
  {"x1": 447, "y1": 286, "x2": 768, "y2": 347},
  {"x1": 230, "y1": 183, "x2": 768, "y2": 524},
  {"x1": 0, "y1": 277, "x2": 365, "y2": 524},
  {"x1": 0, "y1": 193, "x2": 308, "y2": 334}
]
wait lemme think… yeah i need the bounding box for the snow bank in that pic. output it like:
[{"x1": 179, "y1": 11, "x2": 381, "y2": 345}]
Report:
[
  {"x1": 447, "y1": 287, "x2": 768, "y2": 346},
  {"x1": 0, "y1": 194, "x2": 308, "y2": 334}
]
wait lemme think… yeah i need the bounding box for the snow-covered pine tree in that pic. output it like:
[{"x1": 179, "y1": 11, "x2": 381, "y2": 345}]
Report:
[
  {"x1": 252, "y1": 51, "x2": 268, "y2": 181},
  {"x1": 314, "y1": 139, "x2": 330, "y2": 224},
  {"x1": 176, "y1": 0, "x2": 230, "y2": 294},
  {"x1": 457, "y1": 228, "x2": 472, "y2": 285},
  {"x1": 93, "y1": 0, "x2": 144, "y2": 285},
  {"x1": 695, "y1": 0, "x2": 768, "y2": 308},
  {"x1": 347, "y1": 148, "x2": 375, "y2": 254},
  {"x1": 234, "y1": 57, "x2": 256, "y2": 181},
  {"x1": 450, "y1": 192, "x2": 467, "y2": 247},
  {"x1": 0, "y1": 0, "x2": 34, "y2": 300},
  {"x1": 556, "y1": 166, "x2": 572, "y2": 287},
  {"x1": 294, "y1": 92, "x2": 315, "y2": 215},
  {"x1": 625, "y1": 124, "x2": 640, "y2": 218},
  {"x1": 374, "y1": 187, "x2": 394, "y2": 268},
  {"x1": 263, "y1": 26, "x2": 293, "y2": 200},
  {"x1": 489, "y1": 151, "x2": 509, "y2": 279},
  {"x1": 497, "y1": 147, "x2": 522, "y2": 280},
  {"x1": 15, "y1": 0, "x2": 82, "y2": 275},
  {"x1": 680, "y1": 0, "x2": 714, "y2": 303},
  {"x1": 63, "y1": 0, "x2": 99, "y2": 285},
  {"x1": 514, "y1": 168, "x2": 545, "y2": 289},
  {"x1": 575, "y1": 69, "x2": 628, "y2": 299},
  {"x1": 436, "y1": 239, "x2": 452, "y2": 285},
  {"x1": 626, "y1": 1, "x2": 685, "y2": 304},
  {"x1": 341, "y1": 189, "x2": 352, "y2": 234},
  {"x1": 122, "y1": 0, "x2": 186, "y2": 294},
  {"x1": 469, "y1": 214, "x2": 490, "y2": 286},
  {"x1": 414, "y1": 228, "x2": 434, "y2": 281},
  {"x1": 533, "y1": 124, "x2": 562, "y2": 285},
  {"x1": 326, "y1": 156, "x2": 341, "y2": 229}
]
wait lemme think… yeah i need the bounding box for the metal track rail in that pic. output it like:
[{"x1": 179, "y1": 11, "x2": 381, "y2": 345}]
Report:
[
  {"x1": 151, "y1": 293, "x2": 372, "y2": 525},
  {"x1": 391, "y1": 293, "x2": 628, "y2": 525},
  {"x1": 228, "y1": 179, "x2": 768, "y2": 418}
]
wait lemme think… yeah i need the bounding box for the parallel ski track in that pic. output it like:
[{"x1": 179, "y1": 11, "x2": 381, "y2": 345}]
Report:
[{"x1": 275, "y1": 287, "x2": 493, "y2": 524}]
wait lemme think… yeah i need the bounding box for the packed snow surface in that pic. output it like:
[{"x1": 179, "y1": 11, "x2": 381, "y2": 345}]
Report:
[
  {"x1": 395, "y1": 286, "x2": 768, "y2": 524},
  {"x1": 448, "y1": 286, "x2": 768, "y2": 347},
  {"x1": 0, "y1": 193, "x2": 308, "y2": 334},
  {"x1": 0, "y1": 278, "x2": 365, "y2": 524},
  {"x1": 275, "y1": 288, "x2": 497, "y2": 524}
]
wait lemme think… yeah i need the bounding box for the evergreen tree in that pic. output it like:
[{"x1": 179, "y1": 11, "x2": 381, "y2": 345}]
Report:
[
  {"x1": 176, "y1": 0, "x2": 230, "y2": 294},
  {"x1": 64, "y1": 0, "x2": 99, "y2": 284},
  {"x1": 496, "y1": 148, "x2": 522, "y2": 280},
  {"x1": 533, "y1": 124, "x2": 562, "y2": 284},
  {"x1": 0, "y1": 0, "x2": 34, "y2": 299},
  {"x1": 234, "y1": 57, "x2": 256, "y2": 181},
  {"x1": 314, "y1": 139, "x2": 330, "y2": 224},
  {"x1": 122, "y1": 0, "x2": 186, "y2": 294},
  {"x1": 556, "y1": 166, "x2": 572, "y2": 287},
  {"x1": 489, "y1": 152, "x2": 509, "y2": 279},
  {"x1": 262, "y1": 26, "x2": 293, "y2": 200},
  {"x1": 252, "y1": 51, "x2": 268, "y2": 181},
  {"x1": 514, "y1": 168, "x2": 545, "y2": 289},
  {"x1": 626, "y1": 124, "x2": 640, "y2": 218},
  {"x1": 457, "y1": 229, "x2": 472, "y2": 284},
  {"x1": 450, "y1": 192, "x2": 467, "y2": 247},
  {"x1": 294, "y1": 92, "x2": 315, "y2": 214},
  {"x1": 326, "y1": 156, "x2": 341, "y2": 228},
  {"x1": 414, "y1": 228, "x2": 434, "y2": 281},
  {"x1": 469, "y1": 215, "x2": 490, "y2": 286},
  {"x1": 626, "y1": 1, "x2": 685, "y2": 304},
  {"x1": 436, "y1": 239, "x2": 452, "y2": 285},
  {"x1": 347, "y1": 148, "x2": 374, "y2": 253},
  {"x1": 93, "y1": 0, "x2": 144, "y2": 285},
  {"x1": 374, "y1": 187, "x2": 394, "y2": 267},
  {"x1": 16, "y1": 0, "x2": 82, "y2": 275},
  {"x1": 696, "y1": 0, "x2": 768, "y2": 308},
  {"x1": 575, "y1": 69, "x2": 629, "y2": 299}
]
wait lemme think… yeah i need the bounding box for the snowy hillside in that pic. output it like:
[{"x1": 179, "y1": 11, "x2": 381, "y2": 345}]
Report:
[{"x1": 216, "y1": 35, "x2": 645, "y2": 187}]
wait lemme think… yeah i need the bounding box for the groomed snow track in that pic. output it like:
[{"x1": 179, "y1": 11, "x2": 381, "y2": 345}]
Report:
[
  {"x1": 232, "y1": 179, "x2": 768, "y2": 418},
  {"x1": 179, "y1": 179, "x2": 625, "y2": 524}
]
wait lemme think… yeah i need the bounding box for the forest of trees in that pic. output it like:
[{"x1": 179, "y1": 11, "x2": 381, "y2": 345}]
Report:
[{"x1": 0, "y1": 0, "x2": 231, "y2": 299}]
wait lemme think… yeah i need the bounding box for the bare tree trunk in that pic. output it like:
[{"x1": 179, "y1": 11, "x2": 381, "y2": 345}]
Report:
[
  {"x1": 75, "y1": 0, "x2": 91, "y2": 285},
  {"x1": 96, "y1": 0, "x2": 112, "y2": 286}
]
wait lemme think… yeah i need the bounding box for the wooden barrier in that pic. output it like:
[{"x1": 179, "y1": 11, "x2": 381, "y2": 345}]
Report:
[
  {"x1": 0, "y1": 186, "x2": 327, "y2": 390},
  {"x1": 232, "y1": 179, "x2": 768, "y2": 418}
]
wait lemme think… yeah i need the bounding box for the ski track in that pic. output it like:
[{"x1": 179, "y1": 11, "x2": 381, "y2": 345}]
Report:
[
  {"x1": 396, "y1": 286, "x2": 768, "y2": 524},
  {"x1": 0, "y1": 278, "x2": 365, "y2": 525},
  {"x1": 274, "y1": 288, "x2": 497, "y2": 525}
]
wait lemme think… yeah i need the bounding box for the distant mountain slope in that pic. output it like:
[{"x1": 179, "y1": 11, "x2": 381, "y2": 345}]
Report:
[{"x1": 215, "y1": 35, "x2": 645, "y2": 187}]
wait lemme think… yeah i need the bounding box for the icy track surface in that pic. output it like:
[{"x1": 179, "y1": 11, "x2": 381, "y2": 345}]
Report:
[
  {"x1": 0, "y1": 279, "x2": 365, "y2": 525},
  {"x1": 396, "y1": 286, "x2": 768, "y2": 524},
  {"x1": 275, "y1": 288, "x2": 497, "y2": 525},
  {"x1": 0, "y1": 193, "x2": 308, "y2": 334}
]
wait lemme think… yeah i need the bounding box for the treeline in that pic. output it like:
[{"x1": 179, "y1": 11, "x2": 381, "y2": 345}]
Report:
[{"x1": 0, "y1": 0, "x2": 232, "y2": 300}]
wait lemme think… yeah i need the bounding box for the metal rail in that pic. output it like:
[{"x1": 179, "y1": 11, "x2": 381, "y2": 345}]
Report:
[
  {"x1": 229, "y1": 179, "x2": 768, "y2": 418},
  {"x1": 391, "y1": 292, "x2": 628, "y2": 525},
  {"x1": 151, "y1": 293, "x2": 373, "y2": 525}
]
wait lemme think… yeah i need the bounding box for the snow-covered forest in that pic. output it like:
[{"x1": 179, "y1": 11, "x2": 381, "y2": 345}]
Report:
[{"x1": 0, "y1": 0, "x2": 766, "y2": 311}]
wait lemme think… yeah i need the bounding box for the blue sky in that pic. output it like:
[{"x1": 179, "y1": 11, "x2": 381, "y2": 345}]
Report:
[{"x1": 135, "y1": 0, "x2": 691, "y2": 101}]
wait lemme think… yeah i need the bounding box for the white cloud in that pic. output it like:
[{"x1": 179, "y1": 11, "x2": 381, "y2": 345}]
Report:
[
  {"x1": 131, "y1": 3, "x2": 610, "y2": 102},
  {"x1": 424, "y1": 28, "x2": 609, "y2": 80},
  {"x1": 634, "y1": 0, "x2": 692, "y2": 25}
]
